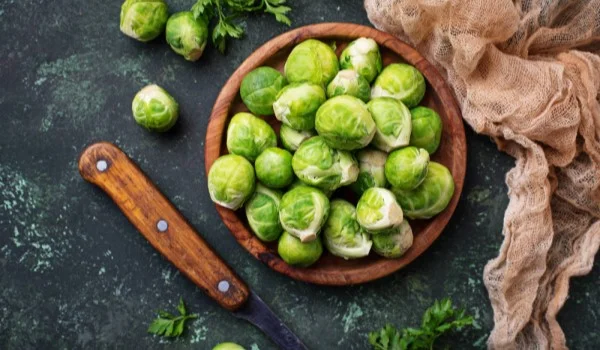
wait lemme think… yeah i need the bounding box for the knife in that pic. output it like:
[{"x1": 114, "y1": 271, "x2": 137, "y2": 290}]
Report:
[{"x1": 78, "y1": 142, "x2": 307, "y2": 350}]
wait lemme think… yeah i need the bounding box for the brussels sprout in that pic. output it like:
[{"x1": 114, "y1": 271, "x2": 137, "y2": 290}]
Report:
[
  {"x1": 165, "y1": 12, "x2": 209, "y2": 61},
  {"x1": 292, "y1": 136, "x2": 359, "y2": 192},
  {"x1": 356, "y1": 187, "x2": 403, "y2": 234},
  {"x1": 315, "y1": 96, "x2": 376, "y2": 151},
  {"x1": 392, "y1": 162, "x2": 455, "y2": 219},
  {"x1": 120, "y1": 0, "x2": 169, "y2": 42},
  {"x1": 255, "y1": 147, "x2": 294, "y2": 189},
  {"x1": 208, "y1": 154, "x2": 256, "y2": 210},
  {"x1": 350, "y1": 148, "x2": 388, "y2": 195},
  {"x1": 372, "y1": 221, "x2": 413, "y2": 258},
  {"x1": 409, "y1": 106, "x2": 443, "y2": 154},
  {"x1": 371, "y1": 63, "x2": 426, "y2": 108},
  {"x1": 226, "y1": 112, "x2": 277, "y2": 162},
  {"x1": 240, "y1": 67, "x2": 287, "y2": 116},
  {"x1": 245, "y1": 184, "x2": 282, "y2": 242},
  {"x1": 279, "y1": 185, "x2": 330, "y2": 242},
  {"x1": 367, "y1": 98, "x2": 412, "y2": 152},
  {"x1": 132, "y1": 84, "x2": 179, "y2": 132},
  {"x1": 385, "y1": 147, "x2": 429, "y2": 191},
  {"x1": 279, "y1": 124, "x2": 316, "y2": 152},
  {"x1": 323, "y1": 200, "x2": 372, "y2": 259},
  {"x1": 284, "y1": 39, "x2": 339, "y2": 86},
  {"x1": 225, "y1": 0, "x2": 256, "y2": 11},
  {"x1": 277, "y1": 231, "x2": 323, "y2": 267},
  {"x1": 326, "y1": 70, "x2": 371, "y2": 102},
  {"x1": 213, "y1": 343, "x2": 245, "y2": 350},
  {"x1": 273, "y1": 83, "x2": 326, "y2": 131},
  {"x1": 339, "y1": 37, "x2": 383, "y2": 83}
]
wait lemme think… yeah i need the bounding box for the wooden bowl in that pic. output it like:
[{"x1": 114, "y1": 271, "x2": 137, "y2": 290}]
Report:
[{"x1": 205, "y1": 23, "x2": 466, "y2": 286}]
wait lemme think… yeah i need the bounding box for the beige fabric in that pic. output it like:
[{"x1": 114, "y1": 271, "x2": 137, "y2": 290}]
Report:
[{"x1": 364, "y1": 0, "x2": 600, "y2": 348}]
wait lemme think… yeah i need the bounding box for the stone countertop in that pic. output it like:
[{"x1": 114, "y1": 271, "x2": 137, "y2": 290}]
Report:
[{"x1": 0, "y1": 0, "x2": 598, "y2": 349}]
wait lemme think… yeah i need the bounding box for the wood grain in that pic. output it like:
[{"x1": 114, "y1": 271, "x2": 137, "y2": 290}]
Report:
[
  {"x1": 205, "y1": 23, "x2": 467, "y2": 286},
  {"x1": 79, "y1": 142, "x2": 249, "y2": 310}
]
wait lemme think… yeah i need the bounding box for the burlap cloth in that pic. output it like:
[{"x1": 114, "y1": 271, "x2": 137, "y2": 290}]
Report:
[{"x1": 364, "y1": 0, "x2": 600, "y2": 348}]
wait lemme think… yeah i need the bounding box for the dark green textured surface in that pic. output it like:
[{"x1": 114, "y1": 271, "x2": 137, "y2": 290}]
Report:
[{"x1": 0, "y1": 1, "x2": 598, "y2": 349}]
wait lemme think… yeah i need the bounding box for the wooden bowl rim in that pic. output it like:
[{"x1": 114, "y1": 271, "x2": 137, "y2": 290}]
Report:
[{"x1": 205, "y1": 22, "x2": 466, "y2": 286}]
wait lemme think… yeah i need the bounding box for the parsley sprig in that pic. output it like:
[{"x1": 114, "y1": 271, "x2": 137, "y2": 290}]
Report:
[
  {"x1": 369, "y1": 298, "x2": 474, "y2": 350},
  {"x1": 148, "y1": 298, "x2": 198, "y2": 338},
  {"x1": 192, "y1": 0, "x2": 292, "y2": 53}
]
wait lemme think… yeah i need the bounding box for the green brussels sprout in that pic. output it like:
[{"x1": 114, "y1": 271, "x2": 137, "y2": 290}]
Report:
[
  {"x1": 225, "y1": 0, "x2": 256, "y2": 11},
  {"x1": 339, "y1": 37, "x2": 383, "y2": 83},
  {"x1": 132, "y1": 84, "x2": 179, "y2": 132},
  {"x1": 409, "y1": 106, "x2": 443, "y2": 154},
  {"x1": 323, "y1": 200, "x2": 372, "y2": 259},
  {"x1": 371, "y1": 63, "x2": 426, "y2": 108},
  {"x1": 255, "y1": 147, "x2": 294, "y2": 189},
  {"x1": 385, "y1": 147, "x2": 430, "y2": 191},
  {"x1": 240, "y1": 67, "x2": 287, "y2": 116},
  {"x1": 392, "y1": 162, "x2": 455, "y2": 219},
  {"x1": 315, "y1": 96, "x2": 376, "y2": 151},
  {"x1": 356, "y1": 187, "x2": 403, "y2": 234},
  {"x1": 279, "y1": 124, "x2": 316, "y2": 152},
  {"x1": 208, "y1": 154, "x2": 256, "y2": 210},
  {"x1": 120, "y1": 0, "x2": 169, "y2": 42},
  {"x1": 350, "y1": 148, "x2": 388, "y2": 195},
  {"x1": 212, "y1": 342, "x2": 245, "y2": 350},
  {"x1": 226, "y1": 112, "x2": 277, "y2": 162},
  {"x1": 273, "y1": 83, "x2": 326, "y2": 131},
  {"x1": 279, "y1": 185, "x2": 330, "y2": 242},
  {"x1": 165, "y1": 12, "x2": 209, "y2": 61},
  {"x1": 284, "y1": 39, "x2": 339, "y2": 86},
  {"x1": 326, "y1": 70, "x2": 371, "y2": 102},
  {"x1": 245, "y1": 184, "x2": 283, "y2": 242},
  {"x1": 367, "y1": 98, "x2": 412, "y2": 152},
  {"x1": 277, "y1": 231, "x2": 323, "y2": 267},
  {"x1": 372, "y1": 221, "x2": 413, "y2": 258},
  {"x1": 292, "y1": 136, "x2": 359, "y2": 192}
]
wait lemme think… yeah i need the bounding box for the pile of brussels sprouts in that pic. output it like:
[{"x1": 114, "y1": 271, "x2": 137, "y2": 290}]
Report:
[{"x1": 208, "y1": 38, "x2": 455, "y2": 267}]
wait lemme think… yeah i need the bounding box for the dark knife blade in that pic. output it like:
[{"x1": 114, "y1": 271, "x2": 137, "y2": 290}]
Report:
[{"x1": 234, "y1": 292, "x2": 308, "y2": 350}]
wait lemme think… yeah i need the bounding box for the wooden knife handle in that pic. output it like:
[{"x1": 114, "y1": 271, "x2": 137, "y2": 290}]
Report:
[{"x1": 78, "y1": 142, "x2": 249, "y2": 311}]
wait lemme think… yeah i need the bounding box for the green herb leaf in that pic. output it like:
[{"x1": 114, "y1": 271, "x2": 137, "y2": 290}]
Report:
[
  {"x1": 148, "y1": 297, "x2": 198, "y2": 338},
  {"x1": 192, "y1": 0, "x2": 216, "y2": 22},
  {"x1": 263, "y1": 0, "x2": 291, "y2": 26}
]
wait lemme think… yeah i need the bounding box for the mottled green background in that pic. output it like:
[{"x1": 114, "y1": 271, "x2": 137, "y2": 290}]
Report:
[{"x1": 0, "y1": 1, "x2": 598, "y2": 349}]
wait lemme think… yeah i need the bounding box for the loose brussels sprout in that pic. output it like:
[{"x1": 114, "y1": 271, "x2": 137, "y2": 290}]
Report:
[
  {"x1": 245, "y1": 184, "x2": 282, "y2": 242},
  {"x1": 292, "y1": 136, "x2": 359, "y2": 192},
  {"x1": 165, "y1": 12, "x2": 209, "y2": 61},
  {"x1": 339, "y1": 37, "x2": 383, "y2": 83},
  {"x1": 385, "y1": 147, "x2": 430, "y2": 191},
  {"x1": 120, "y1": 0, "x2": 169, "y2": 42},
  {"x1": 226, "y1": 112, "x2": 277, "y2": 163},
  {"x1": 273, "y1": 83, "x2": 326, "y2": 131},
  {"x1": 323, "y1": 200, "x2": 372, "y2": 259},
  {"x1": 315, "y1": 96, "x2": 376, "y2": 151},
  {"x1": 409, "y1": 106, "x2": 443, "y2": 154},
  {"x1": 279, "y1": 185, "x2": 330, "y2": 242},
  {"x1": 240, "y1": 67, "x2": 287, "y2": 116},
  {"x1": 372, "y1": 221, "x2": 413, "y2": 258},
  {"x1": 356, "y1": 187, "x2": 403, "y2": 234},
  {"x1": 284, "y1": 39, "x2": 339, "y2": 86},
  {"x1": 350, "y1": 148, "x2": 388, "y2": 195},
  {"x1": 367, "y1": 98, "x2": 412, "y2": 152},
  {"x1": 132, "y1": 84, "x2": 179, "y2": 132},
  {"x1": 279, "y1": 124, "x2": 315, "y2": 152},
  {"x1": 277, "y1": 231, "x2": 323, "y2": 267},
  {"x1": 392, "y1": 162, "x2": 455, "y2": 219},
  {"x1": 255, "y1": 147, "x2": 294, "y2": 189},
  {"x1": 326, "y1": 70, "x2": 371, "y2": 102},
  {"x1": 371, "y1": 63, "x2": 426, "y2": 108},
  {"x1": 208, "y1": 154, "x2": 256, "y2": 210},
  {"x1": 213, "y1": 343, "x2": 245, "y2": 350}
]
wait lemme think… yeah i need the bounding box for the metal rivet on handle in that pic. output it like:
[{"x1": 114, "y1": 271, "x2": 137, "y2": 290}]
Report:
[
  {"x1": 218, "y1": 280, "x2": 230, "y2": 293},
  {"x1": 157, "y1": 219, "x2": 168, "y2": 232},
  {"x1": 96, "y1": 160, "x2": 108, "y2": 172}
]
